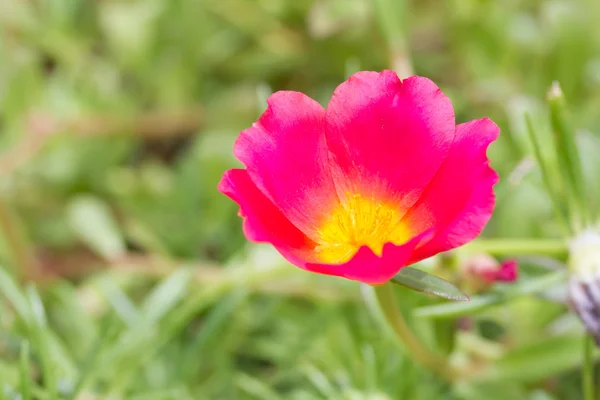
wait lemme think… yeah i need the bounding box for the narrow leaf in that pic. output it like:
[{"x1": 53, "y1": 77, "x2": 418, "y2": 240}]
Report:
[
  {"x1": 415, "y1": 270, "x2": 566, "y2": 319},
  {"x1": 478, "y1": 335, "x2": 589, "y2": 383},
  {"x1": 67, "y1": 195, "x2": 126, "y2": 261},
  {"x1": 0, "y1": 267, "x2": 31, "y2": 324},
  {"x1": 141, "y1": 268, "x2": 192, "y2": 323},
  {"x1": 390, "y1": 267, "x2": 469, "y2": 301},
  {"x1": 525, "y1": 113, "x2": 569, "y2": 232},
  {"x1": 547, "y1": 82, "x2": 590, "y2": 228},
  {"x1": 19, "y1": 341, "x2": 31, "y2": 400}
]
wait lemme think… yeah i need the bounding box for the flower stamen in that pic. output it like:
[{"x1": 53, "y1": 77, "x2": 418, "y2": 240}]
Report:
[{"x1": 315, "y1": 193, "x2": 410, "y2": 263}]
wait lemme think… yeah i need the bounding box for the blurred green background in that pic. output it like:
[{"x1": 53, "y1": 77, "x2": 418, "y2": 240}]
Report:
[{"x1": 0, "y1": 0, "x2": 599, "y2": 398}]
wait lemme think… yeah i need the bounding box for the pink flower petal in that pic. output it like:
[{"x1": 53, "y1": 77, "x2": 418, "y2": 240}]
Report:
[
  {"x1": 219, "y1": 169, "x2": 428, "y2": 284},
  {"x1": 306, "y1": 230, "x2": 433, "y2": 285},
  {"x1": 233, "y1": 91, "x2": 338, "y2": 241},
  {"x1": 218, "y1": 169, "x2": 317, "y2": 259},
  {"x1": 325, "y1": 71, "x2": 455, "y2": 210},
  {"x1": 403, "y1": 118, "x2": 500, "y2": 263}
]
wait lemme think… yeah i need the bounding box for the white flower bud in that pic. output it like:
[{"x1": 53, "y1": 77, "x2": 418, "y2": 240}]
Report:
[
  {"x1": 568, "y1": 229, "x2": 600, "y2": 344},
  {"x1": 569, "y1": 229, "x2": 600, "y2": 280}
]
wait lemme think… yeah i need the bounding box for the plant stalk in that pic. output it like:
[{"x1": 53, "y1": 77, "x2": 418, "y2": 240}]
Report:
[
  {"x1": 467, "y1": 238, "x2": 568, "y2": 257},
  {"x1": 374, "y1": 283, "x2": 457, "y2": 381},
  {"x1": 584, "y1": 335, "x2": 595, "y2": 400}
]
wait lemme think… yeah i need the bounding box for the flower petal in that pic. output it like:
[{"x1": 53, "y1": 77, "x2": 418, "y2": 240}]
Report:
[
  {"x1": 306, "y1": 230, "x2": 433, "y2": 285},
  {"x1": 218, "y1": 169, "x2": 316, "y2": 253},
  {"x1": 403, "y1": 118, "x2": 500, "y2": 263},
  {"x1": 325, "y1": 71, "x2": 455, "y2": 210},
  {"x1": 233, "y1": 91, "x2": 338, "y2": 240},
  {"x1": 219, "y1": 169, "x2": 434, "y2": 284}
]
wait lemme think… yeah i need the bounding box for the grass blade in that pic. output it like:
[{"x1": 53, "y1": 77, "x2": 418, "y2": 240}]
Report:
[{"x1": 19, "y1": 340, "x2": 31, "y2": 400}]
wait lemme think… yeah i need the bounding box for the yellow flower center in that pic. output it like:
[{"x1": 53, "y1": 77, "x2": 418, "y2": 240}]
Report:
[{"x1": 314, "y1": 193, "x2": 410, "y2": 264}]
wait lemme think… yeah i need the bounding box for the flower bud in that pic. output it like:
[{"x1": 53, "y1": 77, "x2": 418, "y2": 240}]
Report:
[{"x1": 461, "y1": 254, "x2": 519, "y2": 293}]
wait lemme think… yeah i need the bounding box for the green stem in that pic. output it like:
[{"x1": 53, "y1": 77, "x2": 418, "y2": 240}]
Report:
[
  {"x1": 374, "y1": 283, "x2": 457, "y2": 381},
  {"x1": 583, "y1": 335, "x2": 595, "y2": 400},
  {"x1": 466, "y1": 239, "x2": 568, "y2": 257}
]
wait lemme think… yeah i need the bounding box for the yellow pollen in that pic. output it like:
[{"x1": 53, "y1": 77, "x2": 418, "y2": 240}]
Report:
[{"x1": 314, "y1": 193, "x2": 410, "y2": 264}]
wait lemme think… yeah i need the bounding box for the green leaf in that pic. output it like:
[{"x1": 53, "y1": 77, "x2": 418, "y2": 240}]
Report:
[
  {"x1": 454, "y1": 381, "x2": 527, "y2": 400},
  {"x1": 477, "y1": 335, "x2": 593, "y2": 383},
  {"x1": 390, "y1": 267, "x2": 469, "y2": 301},
  {"x1": 547, "y1": 82, "x2": 590, "y2": 228},
  {"x1": 25, "y1": 286, "x2": 58, "y2": 398},
  {"x1": 19, "y1": 341, "x2": 31, "y2": 400},
  {"x1": 414, "y1": 270, "x2": 566, "y2": 319},
  {"x1": 0, "y1": 267, "x2": 31, "y2": 325},
  {"x1": 525, "y1": 113, "x2": 569, "y2": 232},
  {"x1": 140, "y1": 268, "x2": 192, "y2": 323},
  {"x1": 67, "y1": 195, "x2": 126, "y2": 261}
]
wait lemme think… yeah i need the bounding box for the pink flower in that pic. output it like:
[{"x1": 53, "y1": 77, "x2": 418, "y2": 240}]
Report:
[{"x1": 219, "y1": 71, "x2": 499, "y2": 285}]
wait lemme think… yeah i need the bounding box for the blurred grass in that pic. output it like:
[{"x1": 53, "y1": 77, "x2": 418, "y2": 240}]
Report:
[{"x1": 1, "y1": 0, "x2": 600, "y2": 398}]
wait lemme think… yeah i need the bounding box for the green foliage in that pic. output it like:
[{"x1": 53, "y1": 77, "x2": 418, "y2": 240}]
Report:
[
  {"x1": 1, "y1": 0, "x2": 599, "y2": 398},
  {"x1": 391, "y1": 267, "x2": 469, "y2": 301}
]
